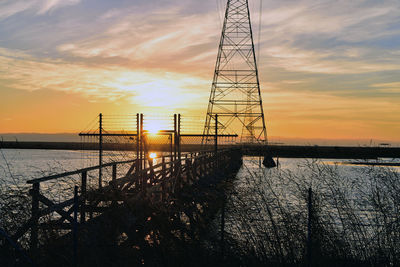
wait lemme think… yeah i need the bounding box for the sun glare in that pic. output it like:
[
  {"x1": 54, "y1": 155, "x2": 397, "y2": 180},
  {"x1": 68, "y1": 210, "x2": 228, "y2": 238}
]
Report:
[
  {"x1": 145, "y1": 123, "x2": 161, "y2": 134},
  {"x1": 149, "y1": 152, "x2": 157, "y2": 159},
  {"x1": 143, "y1": 119, "x2": 171, "y2": 135}
]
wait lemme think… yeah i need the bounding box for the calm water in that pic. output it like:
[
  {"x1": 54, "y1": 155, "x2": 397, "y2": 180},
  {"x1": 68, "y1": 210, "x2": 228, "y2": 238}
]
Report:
[{"x1": 0, "y1": 149, "x2": 398, "y2": 188}]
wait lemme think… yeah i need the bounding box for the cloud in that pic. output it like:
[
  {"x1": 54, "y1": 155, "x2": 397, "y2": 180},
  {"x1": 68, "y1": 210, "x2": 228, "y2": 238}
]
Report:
[
  {"x1": 255, "y1": 0, "x2": 400, "y2": 74},
  {"x1": 37, "y1": 0, "x2": 80, "y2": 14},
  {"x1": 0, "y1": 47, "x2": 209, "y2": 111},
  {"x1": 50, "y1": 0, "x2": 400, "y2": 78},
  {"x1": 260, "y1": 0, "x2": 400, "y2": 41},
  {"x1": 0, "y1": 0, "x2": 81, "y2": 20},
  {"x1": 261, "y1": 45, "x2": 400, "y2": 74},
  {"x1": 371, "y1": 82, "x2": 400, "y2": 93},
  {"x1": 56, "y1": 6, "x2": 221, "y2": 77}
]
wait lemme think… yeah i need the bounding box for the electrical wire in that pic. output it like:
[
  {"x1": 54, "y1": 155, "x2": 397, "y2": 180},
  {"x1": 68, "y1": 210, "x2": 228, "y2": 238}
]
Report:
[{"x1": 257, "y1": 0, "x2": 263, "y2": 65}]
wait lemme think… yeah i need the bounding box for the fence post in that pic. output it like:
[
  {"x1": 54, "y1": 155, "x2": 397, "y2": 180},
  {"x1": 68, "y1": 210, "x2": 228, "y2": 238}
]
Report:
[
  {"x1": 80, "y1": 171, "x2": 87, "y2": 224},
  {"x1": 136, "y1": 113, "x2": 140, "y2": 189},
  {"x1": 169, "y1": 134, "x2": 173, "y2": 173},
  {"x1": 112, "y1": 164, "x2": 117, "y2": 206},
  {"x1": 173, "y1": 114, "x2": 177, "y2": 162},
  {"x1": 307, "y1": 187, "x2": 313, "y2": 267},
  {"x1": 173, "y1": 114, "x2": 177, "y2": 179},
  {"x1": 185, "y1": 158, "x2": 192, "y2": 183},
  {"x1": 162, "y1": 156, "x2": 166, "y2": 201},
  {"x1": 73, "y1": 186, "x2": 78, "y2": 267},
  {"x1": 30, "y1": 183, "x2": 40, "y2": 254},
  {"x1": 112, "y1": 164, "x2": 117, "y2": 188},
  {"x1": 178, "y1": 114, "x2": 181, "y2": 162},
  {"x1": 140, "y1": 113, "x2": 145, "y2": 191},
  {"x1": 177, "y1": 114, "x2": 182, "y2": 188},
  {"x1": 192, "y1": 155, "x2": 198, "y2": 180},
  {"x1": 215, "y1": 114, "x2": 218, "y2": 154},
  {"x1": 99, "y1": 113, "x2": 103, "y2": 189}
]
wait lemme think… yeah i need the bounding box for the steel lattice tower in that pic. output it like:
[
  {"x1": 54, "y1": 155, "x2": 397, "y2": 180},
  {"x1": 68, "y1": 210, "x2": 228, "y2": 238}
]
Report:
[{"x1": 203, "y1": 0, "x2": 267, "y2": 144}]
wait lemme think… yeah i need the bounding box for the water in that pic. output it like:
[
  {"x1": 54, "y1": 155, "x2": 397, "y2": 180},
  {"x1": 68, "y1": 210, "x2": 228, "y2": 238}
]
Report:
[
  {"x1": 0, "y1": 149, "x2": 139, "y2": 185},
  {"x1": 1, "y1": 149, "x2": 397, "y2": 209},
  {"x1": 0, "y1": 149, "x2": 398, "y2": 209},
  {"x1": 0, "y1": 149, "x2": 398, "y2": 187}
]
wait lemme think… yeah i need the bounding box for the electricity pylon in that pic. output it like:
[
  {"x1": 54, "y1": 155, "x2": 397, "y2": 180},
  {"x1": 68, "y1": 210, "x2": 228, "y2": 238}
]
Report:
[{"x1": 203, "y1": 0, "x2": 267, "y2": 144}]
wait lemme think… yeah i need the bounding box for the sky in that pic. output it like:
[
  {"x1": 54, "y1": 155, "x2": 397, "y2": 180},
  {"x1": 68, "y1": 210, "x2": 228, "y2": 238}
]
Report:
[{"x1": 0, "y1": 0, "x2": 399, "y2": 143}]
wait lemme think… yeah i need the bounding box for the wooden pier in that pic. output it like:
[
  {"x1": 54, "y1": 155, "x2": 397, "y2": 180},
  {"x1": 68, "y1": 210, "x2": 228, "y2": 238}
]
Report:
[{"x1": 11, "y1": 148, "x2": 243, "y2": 263}]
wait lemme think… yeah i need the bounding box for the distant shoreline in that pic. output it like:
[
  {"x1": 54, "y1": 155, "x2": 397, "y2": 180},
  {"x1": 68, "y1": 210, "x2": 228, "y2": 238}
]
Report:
[
  {"x1": 347, "y1": 162, "x2": 400, "y2": 167},
  {"x1": 1, "y1": 133, "x2": 399, "y2": 147},
  {"x1": 1, "y1": 141, "x2": 399, "y2": 159}
]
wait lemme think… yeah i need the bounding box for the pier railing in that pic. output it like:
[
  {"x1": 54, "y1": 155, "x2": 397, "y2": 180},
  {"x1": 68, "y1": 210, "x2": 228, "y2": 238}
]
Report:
[
  {"x1": 12, "y1": 148, "x2": 242, "y2": 253},
  {"x1": 12, "y1": 158, "x2": 136, "y2": 252}
]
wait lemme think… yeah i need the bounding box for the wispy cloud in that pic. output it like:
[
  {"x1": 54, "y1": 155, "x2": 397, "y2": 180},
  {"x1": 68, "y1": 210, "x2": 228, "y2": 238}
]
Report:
[
  {"x1": 0, "y1": 0, "x2": 81, "y2": 20},
  {"x1": 50, "y1": 0, "x2": 400, "y2": 79},
  {"x1": 261, "y1": 45, "x2": 400, "y2": 74},
  {"x1": 0, "y1": 47, "x2": 209, "y2": 110},
  {"x1": 57, "y1": 6, "x2": 220, "y2": 76},
  {"x1": 260, "y1": 1, "x2": 400, "y2": 41},
  {"x1": 371, "y1": 82, "x2": 400, "y2": 93},
  {"x1": 37, "y1": 0, "x2": 80, "y2": 14},
  {"x1": 256, "y1": 0, "x2": 400, "y2": 75}
]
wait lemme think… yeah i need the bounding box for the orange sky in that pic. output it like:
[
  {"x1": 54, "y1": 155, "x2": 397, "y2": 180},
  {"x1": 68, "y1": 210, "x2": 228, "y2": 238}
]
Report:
[{"x1": 0, "y1": 0, "x2": 399, "y2": 143}]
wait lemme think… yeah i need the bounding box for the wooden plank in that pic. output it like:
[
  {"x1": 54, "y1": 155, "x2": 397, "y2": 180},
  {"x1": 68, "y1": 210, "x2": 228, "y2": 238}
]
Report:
[
  {"x1": 37, "y1": 194, "x2": 74, "y2": 223},
  {"x1": 125, "y1": 162, "x2": 136, "y2": 176},
  {"x1": 38, "y1": 198, "x2": 75, "y2": 218},
  {"x1": 55, "y1": 205, "x2": 74, "y2": 226}
]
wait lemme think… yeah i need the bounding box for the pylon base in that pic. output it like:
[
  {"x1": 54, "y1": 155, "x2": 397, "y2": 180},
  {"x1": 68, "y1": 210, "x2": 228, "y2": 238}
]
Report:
[{"x1": 263, "y1": 156, "x2": 276, "y2": 168}]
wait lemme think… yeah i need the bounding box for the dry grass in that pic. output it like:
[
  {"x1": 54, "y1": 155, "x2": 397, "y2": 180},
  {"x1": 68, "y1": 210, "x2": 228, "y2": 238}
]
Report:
[{"x1": 223, "y1": 158, "x2": 400, "y2": 266}]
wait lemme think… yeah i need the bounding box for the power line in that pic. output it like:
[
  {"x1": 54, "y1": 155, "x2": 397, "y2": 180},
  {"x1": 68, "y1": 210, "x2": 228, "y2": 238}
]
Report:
[{"x1": 257, "y1": 0, "x2": 263, "y2": 63}]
